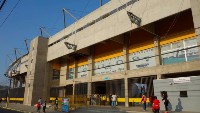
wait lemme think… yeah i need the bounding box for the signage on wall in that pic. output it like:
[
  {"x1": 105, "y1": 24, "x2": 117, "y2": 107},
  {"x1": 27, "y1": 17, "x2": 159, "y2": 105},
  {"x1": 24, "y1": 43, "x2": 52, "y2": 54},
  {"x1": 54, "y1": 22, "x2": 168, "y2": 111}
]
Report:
[
  {"x1": 103, "y1": 77, "x2": 110, "y2": 80},
  {"x1": 94, "y1": 56, "x2": 124, "y2": 75},
  {"x1": 77, "y1": 64, "x2": 88, "y2": 78},
  {"x1": 173, "y1": 77, "x2": 190, "y2": 84},
  {"x1": 129, "y1": 48, "x2": 156, "y2": 70}
]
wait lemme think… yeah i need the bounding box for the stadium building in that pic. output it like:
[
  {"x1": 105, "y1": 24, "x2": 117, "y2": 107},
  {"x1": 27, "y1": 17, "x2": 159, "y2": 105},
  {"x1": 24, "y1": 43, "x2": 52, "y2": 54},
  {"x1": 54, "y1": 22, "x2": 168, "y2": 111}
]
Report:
[{"x1": 2, "y1": 0, "x2": 200, "y2": 112}]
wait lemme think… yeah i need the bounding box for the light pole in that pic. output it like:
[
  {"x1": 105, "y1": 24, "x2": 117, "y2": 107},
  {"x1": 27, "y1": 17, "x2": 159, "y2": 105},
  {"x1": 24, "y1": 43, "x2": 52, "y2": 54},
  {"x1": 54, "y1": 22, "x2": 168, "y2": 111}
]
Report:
[
  {"x1": 6, "y1": 78, "x2": 11, "y2": 108},
  {"x1": 72, "y1": 80, "x2": 81, "y2": 105}
]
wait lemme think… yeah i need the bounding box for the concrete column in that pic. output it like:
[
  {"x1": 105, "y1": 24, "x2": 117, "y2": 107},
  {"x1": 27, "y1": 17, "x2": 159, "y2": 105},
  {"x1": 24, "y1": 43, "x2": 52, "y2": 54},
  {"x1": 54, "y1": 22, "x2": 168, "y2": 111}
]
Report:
[
  {"x1": 74, "y1": 60, "x2": 78, "y2": 79},
  {"x1": 190, "y1": 0, "x2": 200, "y2": 57},
  {"x1": 123, "y1": 33, "x2": 129, "y2": 71},
  {"x1": 157, "y1": 74, "x2": 163, "y2": 79},
  {"x1": 123, "y1": 33, "x2": 129, "y2": 107},
  {"x1": 154, "y1": 37, "x2": 162, "y2": 79},
  {"x1": 72, "y1": 59, "x2": 78, "y2": 104},
  {"x1": 124, "y1": 77, "x2": 129, "y2": 107},
  {"x1": 154, "y1": 37, "x2": 161, "y2": 66},
  {"x1": 87, "y1": 47, "x2": 94, "y2": 105},
  {"x1": 60, "y1": 58, "x2": 68, "y2": 85},
  {"x1": 63, "y1": 88, "x2": 66, "y2": 97},
  {"x1": 72, "y1": 82, "x2": 75, "y2": 104},
  {"x1": 23, "y1": 36, "x2": 49, "y2": 106}
]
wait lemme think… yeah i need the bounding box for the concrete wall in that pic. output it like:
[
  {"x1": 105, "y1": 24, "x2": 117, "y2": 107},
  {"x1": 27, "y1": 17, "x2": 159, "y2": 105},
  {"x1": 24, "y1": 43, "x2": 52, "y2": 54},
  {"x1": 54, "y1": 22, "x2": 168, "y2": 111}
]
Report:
[
  {"x1": 23, "y1": 37, "x2": 49, "y2": 105},
  {"x1": 47, "y1": 0, "x2": 191, "y2": 61},
  {"x1": 153, "y1": 76, "x2": 200, "y2": 112}
]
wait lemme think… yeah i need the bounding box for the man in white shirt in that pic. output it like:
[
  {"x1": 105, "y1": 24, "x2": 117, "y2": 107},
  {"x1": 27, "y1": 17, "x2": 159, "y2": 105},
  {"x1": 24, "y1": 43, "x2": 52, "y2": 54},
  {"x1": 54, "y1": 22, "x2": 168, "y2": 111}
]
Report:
[{"x1": 111, "y1": 93, "x2": 117, "y2": 107}]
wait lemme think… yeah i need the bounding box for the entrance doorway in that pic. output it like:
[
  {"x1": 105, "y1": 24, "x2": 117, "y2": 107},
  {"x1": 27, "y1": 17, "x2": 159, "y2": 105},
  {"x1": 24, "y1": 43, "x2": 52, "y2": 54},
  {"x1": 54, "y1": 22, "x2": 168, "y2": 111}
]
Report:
[{"x1": 93, "y1": 81, "x2": 106, "y2": 94}]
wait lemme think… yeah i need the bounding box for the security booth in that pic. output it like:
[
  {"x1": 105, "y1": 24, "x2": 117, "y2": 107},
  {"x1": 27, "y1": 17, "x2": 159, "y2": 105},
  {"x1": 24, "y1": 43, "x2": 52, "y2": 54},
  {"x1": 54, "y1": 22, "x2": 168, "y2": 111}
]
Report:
[{"x1": 153, "y1": 76, "x2": 200, "y2": 112}]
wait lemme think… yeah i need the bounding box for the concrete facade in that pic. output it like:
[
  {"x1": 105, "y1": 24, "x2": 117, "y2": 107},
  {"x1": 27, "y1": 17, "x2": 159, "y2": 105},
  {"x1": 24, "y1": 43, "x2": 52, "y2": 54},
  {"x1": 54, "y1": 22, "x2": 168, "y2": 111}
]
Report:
[{"x1": 47, "y1": 0, "x2": 191, "y2": 61}]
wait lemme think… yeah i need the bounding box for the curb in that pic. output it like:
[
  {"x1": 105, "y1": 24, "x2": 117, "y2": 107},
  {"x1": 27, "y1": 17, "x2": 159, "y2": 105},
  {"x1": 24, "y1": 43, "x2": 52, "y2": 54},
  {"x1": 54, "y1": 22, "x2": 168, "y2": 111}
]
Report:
[{"x1": 0, "y1": 105, "x2": 32, "y2": 113}]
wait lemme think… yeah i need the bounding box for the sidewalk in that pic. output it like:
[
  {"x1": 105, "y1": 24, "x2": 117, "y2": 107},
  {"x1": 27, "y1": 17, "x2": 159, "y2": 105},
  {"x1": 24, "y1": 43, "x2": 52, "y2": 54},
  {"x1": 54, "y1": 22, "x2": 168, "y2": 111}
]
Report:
[
  {"x1": 0, "y1": 102, "x2": 198, "y2": 113},
  {"x1": 0, "y1": 102, "x2": 58, "y2": 113}
]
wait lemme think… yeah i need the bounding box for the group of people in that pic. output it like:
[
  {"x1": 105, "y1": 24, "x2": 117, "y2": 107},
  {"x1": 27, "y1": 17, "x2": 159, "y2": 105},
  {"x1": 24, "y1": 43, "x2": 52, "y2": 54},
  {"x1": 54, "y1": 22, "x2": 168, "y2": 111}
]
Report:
[
  {"x1": 141, "y1": 92, "x2": 169, "y2": 113},
  {"x1": 36, "y1": 98, "x2": 46, "y2": 113},
  {"x1": 90, "y1": 93, "x2": 118, "y2": 107},
  {"x1": 36, "y1": 97, "x2": 59, "y2": 113}
]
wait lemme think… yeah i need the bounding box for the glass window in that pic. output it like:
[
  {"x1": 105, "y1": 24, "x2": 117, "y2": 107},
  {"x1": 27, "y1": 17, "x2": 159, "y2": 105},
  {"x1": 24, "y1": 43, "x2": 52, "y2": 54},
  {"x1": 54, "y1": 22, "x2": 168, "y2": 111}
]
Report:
[{"x1": 52, "y1": 69, "x2": 60, "y2": 80}]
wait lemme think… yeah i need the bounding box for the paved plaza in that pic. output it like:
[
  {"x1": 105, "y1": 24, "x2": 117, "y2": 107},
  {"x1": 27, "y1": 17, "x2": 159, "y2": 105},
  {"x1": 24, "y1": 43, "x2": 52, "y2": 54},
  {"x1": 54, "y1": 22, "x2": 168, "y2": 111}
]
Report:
[{"x1": 0, "y1": 102, "x2": 198, "y2": 113}]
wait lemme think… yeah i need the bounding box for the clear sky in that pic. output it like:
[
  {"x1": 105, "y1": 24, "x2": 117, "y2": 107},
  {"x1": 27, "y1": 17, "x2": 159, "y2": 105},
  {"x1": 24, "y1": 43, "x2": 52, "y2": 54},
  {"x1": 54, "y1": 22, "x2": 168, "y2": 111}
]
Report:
[{"x1": 0, "y1": 0, "x2": 109, "y2": 86}]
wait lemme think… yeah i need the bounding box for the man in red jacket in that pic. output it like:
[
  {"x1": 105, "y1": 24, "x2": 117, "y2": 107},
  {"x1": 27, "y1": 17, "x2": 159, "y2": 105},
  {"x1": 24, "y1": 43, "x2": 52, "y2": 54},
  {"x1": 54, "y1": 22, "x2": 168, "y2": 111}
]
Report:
[{"x1": 153, "y1": 96, "x2": 160, "y2": 113}]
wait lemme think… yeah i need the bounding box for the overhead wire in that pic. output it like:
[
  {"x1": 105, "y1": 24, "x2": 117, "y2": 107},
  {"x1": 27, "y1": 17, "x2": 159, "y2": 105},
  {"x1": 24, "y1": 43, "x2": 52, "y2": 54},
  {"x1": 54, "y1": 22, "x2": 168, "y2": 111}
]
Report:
[{"x1": 0, "y1": 0, "x2": 21, "y2": 28}]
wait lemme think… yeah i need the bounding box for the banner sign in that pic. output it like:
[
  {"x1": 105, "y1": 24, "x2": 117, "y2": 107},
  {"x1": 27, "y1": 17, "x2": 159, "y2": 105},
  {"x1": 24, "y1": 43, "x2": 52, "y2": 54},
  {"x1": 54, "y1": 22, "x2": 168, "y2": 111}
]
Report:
[
  {"x1": 94, "y1": 56, "x2": 124, "y2": 75},
  {"x1": 129, "y1": 48, "x2": 156, "y2": 69},
  {"x1": 173, "y1": 77, "x2": 190, "y2": 84},
  {"x1": 77, "y1": 64, "x2": 88, "y2": 78}
]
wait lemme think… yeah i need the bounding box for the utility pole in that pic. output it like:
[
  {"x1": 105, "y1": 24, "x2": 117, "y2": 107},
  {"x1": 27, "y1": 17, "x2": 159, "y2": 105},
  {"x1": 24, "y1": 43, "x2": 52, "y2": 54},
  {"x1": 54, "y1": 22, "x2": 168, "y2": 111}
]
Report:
[{"x1": 6, "y1": 78, "x2": 11, "y2": 108}]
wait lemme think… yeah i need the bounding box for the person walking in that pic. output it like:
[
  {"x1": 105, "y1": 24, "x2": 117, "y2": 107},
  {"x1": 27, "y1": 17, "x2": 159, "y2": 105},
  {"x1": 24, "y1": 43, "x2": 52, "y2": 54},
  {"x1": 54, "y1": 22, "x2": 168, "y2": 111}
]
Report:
[
  {"x1": 141, "y1": 94, "x2": 147, "y2": 111},
  {"x1": 43, "y1": 101, "x2": 46, "y2": 113},
  {"x1": 55, "y1": 98, "x2": 59, "y2": 111},
  {"x1": 153, "y1": 96, "x2": 160, "y2": 113},
  {"x1": 162, "y1": 92, "x2": 169, "y2": 112},
  {"x1": 36, "y1": 102, "x2": 41, "y2": 113},
  {"x1": 38, "y1": 98, "x2": 42, "y2": 106},
  {"x1": 111, "y1": 93, "x2": 117, "y2": 107},
  {"x1": 109, "y1": 93, "x2": 112, "y2": 106}
]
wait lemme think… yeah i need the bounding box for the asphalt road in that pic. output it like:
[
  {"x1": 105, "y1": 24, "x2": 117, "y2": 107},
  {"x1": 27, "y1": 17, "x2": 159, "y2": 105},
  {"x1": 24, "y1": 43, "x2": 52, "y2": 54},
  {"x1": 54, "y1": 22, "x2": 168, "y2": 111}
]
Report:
[{"x1": 0, "y1": 108, "x2": 22, "y2": 113}]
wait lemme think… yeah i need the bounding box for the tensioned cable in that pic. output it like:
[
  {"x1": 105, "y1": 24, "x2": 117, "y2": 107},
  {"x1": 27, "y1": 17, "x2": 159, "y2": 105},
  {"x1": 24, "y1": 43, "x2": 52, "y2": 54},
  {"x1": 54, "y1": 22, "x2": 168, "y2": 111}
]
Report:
[
  {"x1": 80, "y1": 0, "x2": 91, "y2": 18},
  {"x1": 117, "y1": 0, "x2": 161, "y2": 37},
  {"x1": 0, "y1": 0, "x2": 21, "y2": 28},
  {"x1": 162, "y1": 0, "x2": 184, "y2": 40}
]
